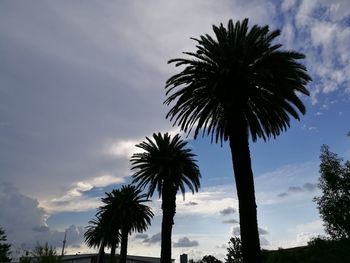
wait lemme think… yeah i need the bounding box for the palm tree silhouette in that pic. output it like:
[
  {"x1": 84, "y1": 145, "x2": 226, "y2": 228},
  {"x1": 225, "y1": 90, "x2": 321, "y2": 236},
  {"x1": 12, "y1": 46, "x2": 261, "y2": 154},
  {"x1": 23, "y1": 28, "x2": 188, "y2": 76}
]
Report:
[
  {"x1": 84, "y1": 215, "x2": 119, "y2": 263},
  {"x1": 98, "y1": 185, "x2": 153, "y2": 263},
  {"x1": 164, "y1": 19, "x2": 311, "y2": 262},
  {"x1": 84, "y1": 216, "x2": 107, "y2": 263},
  {"x1": 131, "y1": 132, "x2": 201, "y2": 263}
]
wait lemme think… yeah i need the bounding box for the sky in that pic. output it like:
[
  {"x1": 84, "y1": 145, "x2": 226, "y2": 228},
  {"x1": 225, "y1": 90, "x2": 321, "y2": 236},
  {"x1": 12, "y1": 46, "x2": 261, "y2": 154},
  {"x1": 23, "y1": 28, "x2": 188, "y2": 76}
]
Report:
[{"x1": 0, "y1": 0, "x2": 350, "y2": 261}]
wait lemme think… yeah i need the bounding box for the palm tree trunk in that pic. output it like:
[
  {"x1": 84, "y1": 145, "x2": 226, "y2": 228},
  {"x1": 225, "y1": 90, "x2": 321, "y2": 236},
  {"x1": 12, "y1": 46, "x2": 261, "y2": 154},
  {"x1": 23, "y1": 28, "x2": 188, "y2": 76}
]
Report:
[
  {"x1": 229, "y1": 122, "x2": 261, "y2": 263},
  {"x1": 160, "y1": 181, "x2": 176, "y2": 263},
  {"x1": 97, "y1": 239, "x2": 106, "y2": 263},
  {"x1": 110, "y1": 243, "x2": 116, "y2": 263},
  {"x1": 120, "y1": 228, "x2": 128, "y2": 263}
]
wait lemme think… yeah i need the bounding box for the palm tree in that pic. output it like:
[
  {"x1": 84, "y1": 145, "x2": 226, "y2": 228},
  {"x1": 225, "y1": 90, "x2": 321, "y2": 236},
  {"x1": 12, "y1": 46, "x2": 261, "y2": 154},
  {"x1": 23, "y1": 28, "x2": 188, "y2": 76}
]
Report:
[
  {"x1": 131, "y1": 132, "x2": 201, "y2": 262},
  {"x1": 84, "y1": 215, "x2": 118, "y2": 263},
  {"x1": 98, "y1": 185, "x2": 153, "y2": 263},
  {"x1": 164, "y1": 19, "x2": 311, "y2": 263}
]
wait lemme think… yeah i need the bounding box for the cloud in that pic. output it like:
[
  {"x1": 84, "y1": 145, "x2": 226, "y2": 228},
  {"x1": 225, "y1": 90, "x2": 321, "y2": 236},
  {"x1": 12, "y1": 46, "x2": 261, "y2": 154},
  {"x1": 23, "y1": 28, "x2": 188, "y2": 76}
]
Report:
[
  {"x1": 231, "y1": 227, "x2": 241, "y2": 236},
  {"x1": 260, "y1": 237, "x2": 270, "y2": 246},
  {"x1": 222, "y1": 219, "x2": 238, "y2": 224},
  {"x1": 107, "y1": 127, "x2": 183, "y2": 159},
  {"x1": 184, "y1": 201, "x2": 198, "y2": 206},
  {"x1": 219, "y1": 207, "x2": 236, "y2": 216},
  {"x1": 268, "y1": 220, "x2": 325, "y2": 249},
  {"x1": 40, "y1": 174, "x2": 126, "y2": 214},
  {"x1": 215, "y1": 244, "x2": 228, "y2": 249},
  {"x1": 32, "y1": 226, "x2": 50, "y2": 233},
  {"x1": 134, "y1": 234, "x2": 148, "y2": 240},
  {"x1": 174, "y1": 186, "x2": 238, "y2": 216},
  {"x1": 258, "y1": 228, "x2": 269, "y2": 236},
  {"x1": 290, "y1": 0, "x2": 350, "y2": 103},
  {"x1": 277, "y1": 182, "x2": 318, "y2": 198},
  {"x1": 231, "y1": 227, "x2": 269, "y2": 236},
  {"x1": 143, "y1": 233, "x2": 161, "y2": 244},
  {"x1": 0, "y1": 182, "x2": 84, "y2": 252},
  {"x1": 173, "y1": 237, "x2": 199, "y2": 248},
  {"x1": 107, "y1": 139, "x2": 141, "y2": 159}
]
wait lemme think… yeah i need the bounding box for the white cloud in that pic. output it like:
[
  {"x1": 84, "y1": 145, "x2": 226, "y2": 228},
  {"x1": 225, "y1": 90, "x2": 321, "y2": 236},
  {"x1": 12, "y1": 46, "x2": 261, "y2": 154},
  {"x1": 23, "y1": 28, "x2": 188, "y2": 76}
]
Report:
[
  {"x1": 108, "y1": 139, "x2": 141, "y2": 159},
  {"x1": 106, "y1": 127, "x2": 183, "y2": 159},
  {"x1": 40, "y1": 174, "x2": 125, "y2": 214},
  {"x1": 175, "y1": 186, "x2": 238, "y2": 216},
  {"x1": 281, "y1": 0, "x2": 297, "y2": 12},
  {"x1": 268, "y1": 219, "x2": 324, "y2": 249}
]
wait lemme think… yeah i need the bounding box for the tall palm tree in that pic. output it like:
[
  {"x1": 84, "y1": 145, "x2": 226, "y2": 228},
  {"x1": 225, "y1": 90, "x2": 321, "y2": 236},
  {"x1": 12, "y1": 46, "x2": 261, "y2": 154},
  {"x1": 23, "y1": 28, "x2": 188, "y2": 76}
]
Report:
[
  {"x1": 164, "y1": 19, "x2": 311, "y2": 263},
  {"x1": 131, "y1": 132, "x2": 201, "y2": 263},
  {"x1": 99, "y1": 185, "x2": 153, "y2": 263}
]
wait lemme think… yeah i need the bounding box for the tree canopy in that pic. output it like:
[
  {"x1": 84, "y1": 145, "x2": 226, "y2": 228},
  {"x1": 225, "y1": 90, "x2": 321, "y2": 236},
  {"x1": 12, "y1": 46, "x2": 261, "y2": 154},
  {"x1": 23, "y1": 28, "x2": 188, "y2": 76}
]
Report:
[
  {"x1": 0, "y1": 227, "x2": 11, "y2": 263},
  {"x1": 131, "y1": 132, "x2": 200, "y2": 262},
  {"x1": 164, "y1": 18, "x2": 311, "y2": 263},
  {"x1": 225, "y1": 237, "x2": 243, "y2": 263},
  {"x1": 314, "y1": 145, "x2": 350, "y2": 239}
]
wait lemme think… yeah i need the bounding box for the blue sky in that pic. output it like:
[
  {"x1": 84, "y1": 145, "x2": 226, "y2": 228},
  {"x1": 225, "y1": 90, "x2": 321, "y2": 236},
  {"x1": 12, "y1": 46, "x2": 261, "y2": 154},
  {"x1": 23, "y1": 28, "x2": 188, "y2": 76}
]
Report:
[{"x1": 1, "y1": 0, "x2": 350, "y2": 261}]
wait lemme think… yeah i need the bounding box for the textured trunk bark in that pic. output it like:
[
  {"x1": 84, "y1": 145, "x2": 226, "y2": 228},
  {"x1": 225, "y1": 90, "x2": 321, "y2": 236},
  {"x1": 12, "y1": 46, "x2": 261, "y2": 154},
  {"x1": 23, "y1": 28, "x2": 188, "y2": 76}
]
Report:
[
  {"x1": 120, "y1": 228, "x2": 128, "y2": 263},
  {"x1": 160, "y1": 181, "x2": 176, "y2": 263},
  {"x1": 229, "y1": 121, "x2": 261, "y2": 263}
]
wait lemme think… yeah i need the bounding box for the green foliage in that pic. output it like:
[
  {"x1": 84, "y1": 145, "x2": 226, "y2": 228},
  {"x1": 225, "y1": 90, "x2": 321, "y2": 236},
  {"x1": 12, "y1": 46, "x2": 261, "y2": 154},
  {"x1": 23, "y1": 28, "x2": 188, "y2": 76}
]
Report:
[
  {"x1": 313, "y1": 145, "x2": 350, "y2": 239},
  {"x1": 198, "y1": 255, "x2": 222, "y2": 263},
  {"x1": 0, "y1": 227, "x2": 11, "y2": 263},
  {"x1": 21, "y1": 243, "x2": 62, "y2": 263},
  {"x1": 225, "y1": 237, "x2": 242, "y2": 263},
  {"x1": 262, "y1": 238, "x2": 350, "y2": 263}
]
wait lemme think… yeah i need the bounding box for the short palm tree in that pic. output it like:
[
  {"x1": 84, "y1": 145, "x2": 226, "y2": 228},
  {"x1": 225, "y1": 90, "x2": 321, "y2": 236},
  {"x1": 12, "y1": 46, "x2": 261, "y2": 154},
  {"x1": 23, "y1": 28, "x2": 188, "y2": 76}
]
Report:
[
  {"x1": 131, "y1": 132, "x2": 201, "y2": 263},
  {"x1": 98, "y1": 185, "x2": 153, "y2": 263},
  {"x1": 84, "y1": 215, "x2": 119, "y2": 263},
  {"x1": 164, "y1": 19, "x2": 311, "y2": 263}
]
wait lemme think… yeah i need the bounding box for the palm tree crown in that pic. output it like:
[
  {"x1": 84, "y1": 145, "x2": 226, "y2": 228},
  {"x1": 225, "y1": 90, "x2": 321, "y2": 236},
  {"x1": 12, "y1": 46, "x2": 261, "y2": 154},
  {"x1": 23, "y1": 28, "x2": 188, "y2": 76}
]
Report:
[
  {"x1": 131, "y1": 132, "x2": 201, "y2": 199},
  {"x1": 165, "y1": 18, "x2": 311, "y2": 143},
  {"x1": 164, "y1": 19, "x2": 311, "y2": 263},
  {"x1": 84, "y1": 216, "x2": 106, "y2": 249},
  {"x1": 131, "y1": 132, "x2": 201, "y2": 262},
  {"x1": 98, "y1": 185, "x2": 153, "y2": 263}
]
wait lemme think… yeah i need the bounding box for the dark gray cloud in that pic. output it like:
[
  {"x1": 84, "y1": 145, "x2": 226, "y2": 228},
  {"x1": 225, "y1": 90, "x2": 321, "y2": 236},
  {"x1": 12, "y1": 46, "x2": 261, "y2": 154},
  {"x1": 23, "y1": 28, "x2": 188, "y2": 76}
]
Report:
[
  {"x1": 258, "y1": 228, "x2": 269, "y2": 236},
  {"x1": 143, "y1": 233, "x2": 161, "y2": 244},
  {"x1": 303, "y1": 182, "x2": 318, "y2": 192},
  {"x1": 173, "y1": 237, "x2": 199, "y2": 248},
  {"x1": 215, "y1": 244, "x2": 227, "y2": 249},
  {"x1": 277, "y1": 192, "x2": 289, "y2": 198},
  {"x1": 260, "y1": 237, "x2": 270, "y2": 246},
  {"x1": 220, "y1": 207, "x2": 236, "y2": 216},
  {"x1": 0, "y1": 182, "x2": 84, "y2": 249},
  {"x1": 277, "y1": 182, "x2": 318, "y2": 198},
  {"x1": 32, "y1": 226, "x2": 49, "y2": 233},
  {"x1": 231, "y1": 227, "x2": 241, "y2": 236},
  {"x1": 185, "y1": 201, "x2": 198, "y2": 206},
  {"x1": 231, "y1": 227, "x2": 268, "y2": 236},
  {"x1": 222, "y1": 219, "x2": 238, "y2": 224},
  {"x1": 134, "y1": 234, "x2": 148, "y2": 240},
  {"x1": 288, "y1": 186, "x2": 303, "y2": 192}
]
